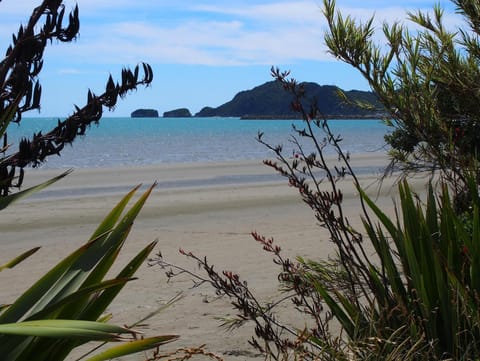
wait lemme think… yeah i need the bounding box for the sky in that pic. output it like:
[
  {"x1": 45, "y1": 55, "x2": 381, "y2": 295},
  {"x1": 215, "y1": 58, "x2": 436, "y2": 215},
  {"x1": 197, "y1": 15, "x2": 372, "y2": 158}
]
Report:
[{"x1": 0, "y1": 0, "x2": 461, "y2": 117}]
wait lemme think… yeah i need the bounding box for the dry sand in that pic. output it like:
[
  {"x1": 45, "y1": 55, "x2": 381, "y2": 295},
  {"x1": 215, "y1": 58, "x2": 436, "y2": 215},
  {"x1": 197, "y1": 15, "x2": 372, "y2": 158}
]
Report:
[{"x1": 0, "y1": 154, "x2": 430, "y2": 360}]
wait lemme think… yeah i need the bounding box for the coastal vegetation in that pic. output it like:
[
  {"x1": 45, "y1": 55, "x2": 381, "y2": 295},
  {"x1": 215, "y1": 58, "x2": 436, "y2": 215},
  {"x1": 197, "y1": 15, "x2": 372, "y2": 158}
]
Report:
[
  {"x1": 0, "y1": 1, "x2": 178, "y2": 360},
  {"x1": 2, "y1": 0, "x2": 480, "y2": 360},
  {"x1": 155, "y1": 0, "x2": 480, "y2": 360},
  {"x1": 324, "y1": 0, "x2": 480, "y2": 208}
]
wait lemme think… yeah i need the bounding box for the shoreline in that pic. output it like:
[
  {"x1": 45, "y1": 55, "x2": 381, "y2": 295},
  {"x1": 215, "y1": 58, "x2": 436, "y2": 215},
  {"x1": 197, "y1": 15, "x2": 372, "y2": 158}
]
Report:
[
  {"x1": 240, "y1": 114, "x2": 387, "y2": 120},
  {"x1": 21, "y1": 152, "x2": 390, "y2": 200}
]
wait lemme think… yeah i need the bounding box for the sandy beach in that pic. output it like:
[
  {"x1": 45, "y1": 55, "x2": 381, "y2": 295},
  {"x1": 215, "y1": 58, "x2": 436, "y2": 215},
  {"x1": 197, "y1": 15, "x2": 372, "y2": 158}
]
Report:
[{"x1": 0, "y1": 154, "x2": 430, "y2": 360}]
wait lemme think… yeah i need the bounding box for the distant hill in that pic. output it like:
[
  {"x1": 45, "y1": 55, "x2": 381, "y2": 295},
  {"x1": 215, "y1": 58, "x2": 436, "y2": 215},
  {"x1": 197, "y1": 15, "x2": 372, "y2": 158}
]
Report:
[{"x1": 195, "y1": 81, "x2": 385, "y2": 119}]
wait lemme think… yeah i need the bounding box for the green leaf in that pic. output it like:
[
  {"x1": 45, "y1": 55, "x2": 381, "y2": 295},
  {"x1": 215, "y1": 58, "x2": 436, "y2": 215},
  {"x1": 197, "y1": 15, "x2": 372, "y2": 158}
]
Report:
[
  {"x1": 308, "y1": 275, "x2": 355, "y2": 338},
  {"x1": 56, "y1": 185, "x2": 157, "y2": 321},
  {"x1": 84, "y1": 335, "x2": 179, "y2": 361},
  {"x1": 80, "y1": 241, "x2": 158, "y2": 322},
  {"x1": 0, "y1": 320, "x2": 133, "y2": 341},
  {"x1": 0, "y1": 239, "x2": 101, "y2": 324},
  {"x1": 360, "y1": 191, "x2": 409, "y2": 305},
  {"x1": 0, "y1": 247, "x2": 41, "y2": 272},
  {"x1": 83, "y1": 184, "x2": 156, "y2": 285},
  {"x1": 25, "y1": 185, "x2": 155, "y2": 321},
  {"x1": 359, "y1": 186, "x2": 399, "y2": 239},
  {"x1": 0, "y1": 170, "x2": 72, "y2": 211},
  {"x1": 89, "y1": 184, "x2": 141, "y2": 241},
  {"x1": 28, "y1": 278, "x2": 134, "y2": 321},
  {"x1": 0, "y1": 185, "x2": 161, "y2": 360}
]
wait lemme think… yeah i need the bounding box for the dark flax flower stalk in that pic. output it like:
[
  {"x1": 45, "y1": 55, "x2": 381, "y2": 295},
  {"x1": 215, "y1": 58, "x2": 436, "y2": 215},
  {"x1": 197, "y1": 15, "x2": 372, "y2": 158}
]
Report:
[{"x1": 0, "y1": 0, "x2": 153, "y2": 196}]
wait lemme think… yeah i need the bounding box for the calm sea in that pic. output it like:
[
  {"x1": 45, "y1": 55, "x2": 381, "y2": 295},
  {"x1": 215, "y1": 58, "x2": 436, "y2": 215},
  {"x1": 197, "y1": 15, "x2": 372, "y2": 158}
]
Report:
[{"x1": 9, "y1": 117, "x2": 388, "y2": 169}]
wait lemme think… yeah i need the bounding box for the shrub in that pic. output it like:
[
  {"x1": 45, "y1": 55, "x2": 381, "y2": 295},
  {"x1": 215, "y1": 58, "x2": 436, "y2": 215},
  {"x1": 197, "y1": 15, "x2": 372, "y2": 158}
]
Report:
[{"x1": 323, "y1": 0, "x2": 480, "y2": 208}]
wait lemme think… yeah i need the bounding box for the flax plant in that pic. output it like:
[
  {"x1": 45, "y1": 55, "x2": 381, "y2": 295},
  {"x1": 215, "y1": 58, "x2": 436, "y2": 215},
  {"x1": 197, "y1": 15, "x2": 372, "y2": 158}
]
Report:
[
  {"x1": 262, "y1": 72, "x2": 480, "y2": 359},
  {"x1": 0, "y1": 185, "x2": 178, "y2": 361}
]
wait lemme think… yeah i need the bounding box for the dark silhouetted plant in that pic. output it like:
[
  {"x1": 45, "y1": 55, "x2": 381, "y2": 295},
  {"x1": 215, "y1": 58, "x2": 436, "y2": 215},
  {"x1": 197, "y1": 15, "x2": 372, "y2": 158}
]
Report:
[{"x1": 0, "y1": 0, "x2": 153, "y2": 201}]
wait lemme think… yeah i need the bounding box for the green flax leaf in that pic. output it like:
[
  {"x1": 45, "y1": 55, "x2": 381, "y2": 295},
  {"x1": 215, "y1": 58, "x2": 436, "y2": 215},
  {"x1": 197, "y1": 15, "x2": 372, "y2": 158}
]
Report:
[
  {"x1": 84, "y1": 335, "x2": 179, "y2": 361},
  {"x1": 0, "y1": 170, "x2": 71, "y2": 211}
]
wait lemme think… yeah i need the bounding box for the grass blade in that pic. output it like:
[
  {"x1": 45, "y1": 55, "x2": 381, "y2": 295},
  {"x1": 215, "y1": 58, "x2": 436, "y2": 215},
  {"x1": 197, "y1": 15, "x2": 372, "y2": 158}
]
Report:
[
  {"x1": 84, "y1": 335, "x2": 179, "y2": 361},
  {"x1": 0, "y1": 170, "x2": 71, "y2": 211},
  {"x1": 80, "y1": 241, "x2": 158, "y2": 321},
  {"x1": 0, "y1": 247, "x2": 41, "y2": 272},
  {"x1": 0, "y1": 319, "x2": 133, "y2": 340}
]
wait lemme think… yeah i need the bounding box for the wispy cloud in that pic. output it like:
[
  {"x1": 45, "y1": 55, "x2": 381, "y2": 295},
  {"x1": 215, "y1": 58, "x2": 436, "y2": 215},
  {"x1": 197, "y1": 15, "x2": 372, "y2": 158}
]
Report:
[
  {"x1": 91, "y1": 5, "x2": 460, "y2": 66},
  {"x1": 53, "y1": 2, "x2": 328, "y2": 66},
  {"x1": 1, "y1": 1, "x2": 465, "y2": 68}
]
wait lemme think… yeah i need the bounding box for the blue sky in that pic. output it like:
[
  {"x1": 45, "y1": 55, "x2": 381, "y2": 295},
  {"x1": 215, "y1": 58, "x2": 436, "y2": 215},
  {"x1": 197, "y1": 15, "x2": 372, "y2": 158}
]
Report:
[{"x1": 0, "y1": 0, "x2": 460, "y2": 117}]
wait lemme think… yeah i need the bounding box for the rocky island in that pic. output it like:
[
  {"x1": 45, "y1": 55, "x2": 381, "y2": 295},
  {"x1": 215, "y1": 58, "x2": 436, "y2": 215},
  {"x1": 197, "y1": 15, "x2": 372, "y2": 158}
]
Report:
[
  {"x1": 131, "y1": 108, "x2": 159, "y2": 118},
  {"x1": 194, "y1": 81, "x2": 385, "y2": 119},
  {"x1": 163, "y1": 108, "x2": 192, "y2": 118}
]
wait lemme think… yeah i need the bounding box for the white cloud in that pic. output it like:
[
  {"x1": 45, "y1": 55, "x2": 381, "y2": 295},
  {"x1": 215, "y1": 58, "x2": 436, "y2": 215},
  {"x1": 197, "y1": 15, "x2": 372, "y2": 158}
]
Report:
[
  {"x1": 62, "y1": 18, "x2": 326, "y2": 66},
  {"x1": 48, "y1": 1, "x2": 328, "y2": 66},
  {"x1": 2, "y1": 1, "x2": 465, "y2": 69}
]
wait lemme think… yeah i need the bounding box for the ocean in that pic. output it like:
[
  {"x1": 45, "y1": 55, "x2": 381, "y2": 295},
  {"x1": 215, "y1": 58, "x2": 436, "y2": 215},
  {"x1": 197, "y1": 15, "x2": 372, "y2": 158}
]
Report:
[{"x1": 9, "y1": 117, "x2": 388, "y2": 169}]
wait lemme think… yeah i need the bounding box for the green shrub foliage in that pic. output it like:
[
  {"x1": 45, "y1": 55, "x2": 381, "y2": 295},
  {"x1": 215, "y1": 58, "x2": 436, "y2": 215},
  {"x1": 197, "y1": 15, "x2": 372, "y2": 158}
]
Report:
[{"x1": 323, "y1": 0, "x2": 480, "y2": 205}]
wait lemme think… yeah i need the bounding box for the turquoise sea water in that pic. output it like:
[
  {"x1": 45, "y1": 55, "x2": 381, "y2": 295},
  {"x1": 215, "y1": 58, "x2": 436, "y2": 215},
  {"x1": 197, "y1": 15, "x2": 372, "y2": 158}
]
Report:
[{"x1": 9, "y1": 117, "x2": 388, "y2": 169}]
